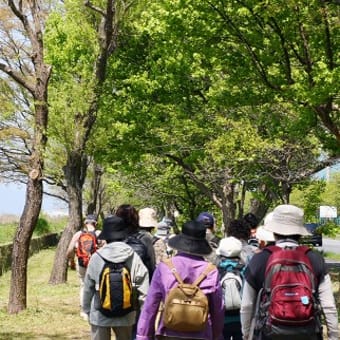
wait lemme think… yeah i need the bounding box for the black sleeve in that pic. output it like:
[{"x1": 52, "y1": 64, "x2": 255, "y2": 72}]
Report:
[
  {"x1": 244, "y1": 250, "x2": 270, "y2": 292},
  {"x1": 307, "y1": 250, "x2": 327, "y2": 287}
]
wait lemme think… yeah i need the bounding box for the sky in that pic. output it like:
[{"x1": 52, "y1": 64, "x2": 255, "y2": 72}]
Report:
[
  {"x1": 0, "y1": 182, "x2": 67, "y2": 216},
  {"x1": 0, "y1": 163, "x2": 338, "y2": 216}
]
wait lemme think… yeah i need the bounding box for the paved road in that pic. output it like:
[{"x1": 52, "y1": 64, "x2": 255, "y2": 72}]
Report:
[{"x1": 319, "y1": 237, "x2": 340, "y2": 254}]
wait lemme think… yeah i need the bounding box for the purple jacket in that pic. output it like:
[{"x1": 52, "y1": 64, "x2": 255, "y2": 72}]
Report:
[{"x1": 137, "y1": 253, "x2": 224, "y2": 340}]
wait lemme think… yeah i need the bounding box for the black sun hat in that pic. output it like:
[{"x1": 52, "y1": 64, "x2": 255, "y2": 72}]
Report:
[
  {"x1": 168, "y1": 220, "x2": 212, "y2": 256},
  {"x1": 98, "y1": 215, "x2": 127, "y2": 241}
]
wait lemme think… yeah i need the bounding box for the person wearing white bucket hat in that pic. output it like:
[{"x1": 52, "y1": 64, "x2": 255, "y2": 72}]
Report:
[
  {"x1": 263, "y1": 204, "x2": 311, "y2": 236},
  {"x1": 255, "y1": 212, "x2": 276, "y2": 249},
  {"x1": 240, "y1": 204, "x2": 339, "y2": 340}
]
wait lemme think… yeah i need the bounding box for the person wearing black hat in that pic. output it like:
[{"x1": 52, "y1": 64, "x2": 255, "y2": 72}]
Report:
[
  {"x1": 196, "y1": 212, "x2": 221, "y2": 263},
  {"x1": 136, "y1": 220, "x2": 224, "y2": 340},
  {"x1": 83, "y1": 216, "x2": 149, "y2": 340}
]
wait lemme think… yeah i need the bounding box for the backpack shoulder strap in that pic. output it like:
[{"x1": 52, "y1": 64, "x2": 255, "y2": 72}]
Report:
[
  {"x1": 296, "y1": 245, "x2": 311, "y2": 254},
  {"x1": 163, "y1": 259, "x2": 216, "y2": 287},
  {"x1": 163, "y1": 258, "x2": 184, "y2": 284},
  {"x1": 152, "y1": 235, "x2": 160, "y2": 245},
  {"x1": 193, "y1": 263, "x2": 216, "y2": 286},
  {"x1": 135, "y1": 232, "x2": 145, "y2": 241},
  {"x1": 264, "y1": 245, "x2": 281, "y2": 254}
]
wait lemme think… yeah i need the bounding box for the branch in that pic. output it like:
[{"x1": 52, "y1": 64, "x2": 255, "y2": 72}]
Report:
[
  {"x1": 0, "y1": 63, "x2": 35, "y2": 94},
  {"x1": 165, "y1": 153, "x2": 222, "y2": 207},
  {"x1": 268, "y1": 17, "x2": 294, "y2": 84},
  {"x1": 42, "y1": 190, "x2": 69, "y2": 204},
  {"x1": 84, "y1": 0, "x2": 106, "y2": 16},
  {"x1": 207, "y1": 1, "x2": 280, "y2": 90}
]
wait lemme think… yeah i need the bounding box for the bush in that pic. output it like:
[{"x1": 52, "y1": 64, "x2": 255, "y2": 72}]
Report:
[{"x1": 34, "y1": 216, "x2": 51, "y2": 236}]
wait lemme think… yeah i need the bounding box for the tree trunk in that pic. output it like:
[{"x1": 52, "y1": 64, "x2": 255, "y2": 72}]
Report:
[
  {"x1": 86, "y1": 162, "x2": 103, "y2": 216},
  {"x1": 49, "y1": 155, "x2": 85, "y2": 284},
  {"x1": 8, "y1": 174, "x2": 43, "y2": 313},
  {"x1": 220, "y1": 182, "x2": 236, "y2": 236},
  {"x1": 249, "y1": 198, "x2": 269, "y2": 223},
  {"x1": 282, "y1": 182, "x2": 291, "y2": 204}
]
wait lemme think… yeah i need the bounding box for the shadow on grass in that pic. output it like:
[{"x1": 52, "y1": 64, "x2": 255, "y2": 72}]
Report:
[{"x1": 0, "y1": 331, "x2": 90, "y2": 339}]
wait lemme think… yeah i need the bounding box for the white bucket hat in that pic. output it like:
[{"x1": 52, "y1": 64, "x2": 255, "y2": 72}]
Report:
[
  {"x1": 263, "y1": 205, "x2": 310, "y2": 236},
  {"x1": 216, "y1": 236, "x2": 242, "y2": 258},
  {"x1": 139, "y1": 207, "x2": 158, "y2": 228},
  {"x1": 255, "y1": 213, "x2": 275, "y2": 242}
]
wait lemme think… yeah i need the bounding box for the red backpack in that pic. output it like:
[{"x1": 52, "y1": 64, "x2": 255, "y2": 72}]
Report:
[
  {"x1": 76, "y1": 231, "x2": 97, "y2": 267},
  {"x1": 256, "y1": 245, "x2": 322, "y2": 338}
]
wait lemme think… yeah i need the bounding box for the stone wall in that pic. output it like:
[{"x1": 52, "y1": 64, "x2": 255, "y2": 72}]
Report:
[{"x1": 0, "y1": 233, "x2": 59, "y2": 276}]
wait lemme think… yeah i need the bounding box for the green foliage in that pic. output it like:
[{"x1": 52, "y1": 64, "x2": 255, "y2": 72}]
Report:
[
  {"x1": 318, "y1": 221, "x2": 339, "y2": 238},
  {"x1": 91, "y1": 0, "x2": 332, "y2": 223},
  {"x1": 321, "y1": 172, "x2": 340, "y2": 214},
  {"x1": 291, "y1": 180, "x2": 326, "y2": 221},
  {"x1": 33, "y1": 217, "x2": 51, "y2": 236},
  {"x1": 0, "y1": 223, "x2": 17, "y2": 244}
]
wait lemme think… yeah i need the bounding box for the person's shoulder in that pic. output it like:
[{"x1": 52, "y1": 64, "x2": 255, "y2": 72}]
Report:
[
  {"x1": 72, "y1": 230, "x2": 82, "y2": 240},
  {"x1": 137, "y1": 230, "x2": 153, "y2": 244},
  {"x1": 306, "y1": 247, "x2": 327, "y2": 277}
]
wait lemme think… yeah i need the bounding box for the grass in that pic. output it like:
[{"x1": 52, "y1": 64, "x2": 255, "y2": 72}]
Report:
[
  {"x1": 0, "y1": 223, "x2": 16, "y2": 244},
  {"x1": 0, "y1": 216, "x2": 67, "y2": 245},
  {"x1": 324, "y1": 251, "x2": 340, "y2": 261},
  {"x1": 0, "y1": 247, "x2": 90, "y2": 339}
]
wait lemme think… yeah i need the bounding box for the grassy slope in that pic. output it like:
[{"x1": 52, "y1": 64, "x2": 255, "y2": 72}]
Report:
[{"x1": 0, "y1": 248, "x2": 90, "y2": 339}]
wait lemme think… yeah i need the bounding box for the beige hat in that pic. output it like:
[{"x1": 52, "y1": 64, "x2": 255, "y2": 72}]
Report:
[
  {"x1": 263, "y1": 205, "x2": 310, "y2": 236},
  {"x1": 139, "y1": 207, "x2": 158, "y2": 228},
  {"x1": 255, "y1": 213, "x2": 275, "y2": 242},
  {"x1": 256, "y1": 227, "x2": 275, "y2": 243},
  {"x1": 216, "y1": 236, "x2": 242, "y2": 258}
]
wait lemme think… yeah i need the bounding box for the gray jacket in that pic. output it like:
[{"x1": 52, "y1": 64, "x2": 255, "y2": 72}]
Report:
[{"x1": 83, "y1": 241, "x2": 149, "y2": 327}]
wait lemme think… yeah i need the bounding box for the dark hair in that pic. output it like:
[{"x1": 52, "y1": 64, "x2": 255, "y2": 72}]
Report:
[
  {"x1": 227, "y1": 219, "x2": 251, "y2": 241},
  {"x1": 243, "y1": 213, "x2": 259, "y2": 229},
  {"x1": 115, "y1": 204, "x2": 139, "y2": 234}
]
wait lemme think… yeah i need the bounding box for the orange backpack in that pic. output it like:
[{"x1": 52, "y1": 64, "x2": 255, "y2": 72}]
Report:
[{"x1": 76, "y1": 231, "x2": 97, "y2": 267}]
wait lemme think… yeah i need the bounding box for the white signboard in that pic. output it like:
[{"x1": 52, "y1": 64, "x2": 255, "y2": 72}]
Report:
[{"x1": 319, "y1": 206, "x2": 337, "y2": 218}]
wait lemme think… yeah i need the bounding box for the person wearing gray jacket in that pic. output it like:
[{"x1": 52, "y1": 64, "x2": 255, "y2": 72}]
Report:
[
  {"x1": 83, "y1": 215, "x2": 149, "y2": 340},
  {"x1": 240, "y1": 205, "x2": 339, "y2": 340}
]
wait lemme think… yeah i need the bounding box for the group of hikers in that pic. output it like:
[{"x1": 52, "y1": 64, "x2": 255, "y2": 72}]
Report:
[{"x1": 66, "y1": 204, "x2": 339, "y2": 340}]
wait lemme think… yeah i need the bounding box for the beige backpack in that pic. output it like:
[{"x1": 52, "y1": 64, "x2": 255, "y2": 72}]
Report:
[{"x1": 162, "y1": 259, "x2": 216, "y2": 332}]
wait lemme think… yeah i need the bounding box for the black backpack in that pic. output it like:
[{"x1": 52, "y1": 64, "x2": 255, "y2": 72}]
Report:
[
  {"x1": 98, "y1": 255, "x2": 134, "y2": 317},
  {"x1": 125, "y1": 233, "x2": 148, "y2": 264}
]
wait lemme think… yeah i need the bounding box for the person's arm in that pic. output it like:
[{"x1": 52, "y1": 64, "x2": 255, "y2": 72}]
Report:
[
  {"x1": 208, "y1": 271, "x2": 225, "y2": 340},
  {"x1": 136, "y1": 267, "x2": 163, "y2": 340},
  {"x1": 66, "y1": 231, "x2": 80, "y2": 258},
  {"x1": 131, "y1": 253, "x2": 150, "y2": 308},
  {"x1": 317, "y1": 273, "x2": 339, "y2": 340},
  {"x1": 82, "y1": 257, "x2": 97, "y2": 315},
  {"x1": 240, "y1": 281, "x2": 257, "y2": 340}
]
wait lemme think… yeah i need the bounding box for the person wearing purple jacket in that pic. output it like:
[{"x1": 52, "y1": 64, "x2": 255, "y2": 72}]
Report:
[{"x1": 137, "y1": 220, "x2": 224, "y2": 340}]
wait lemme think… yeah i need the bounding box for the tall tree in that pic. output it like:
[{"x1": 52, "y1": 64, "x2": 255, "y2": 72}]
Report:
[
  {"x1": 46, "y1": 0, "x2": 134, "y2": 284},
  {"x1": 94, "y1": 0, "x2": 337, "y2": 228},
  {"x1": 205, "y1": 0, "x2": 340, "y2": 152},
  {"x1": 0, "y1": 0, "x2": 52, "y2": 313}
]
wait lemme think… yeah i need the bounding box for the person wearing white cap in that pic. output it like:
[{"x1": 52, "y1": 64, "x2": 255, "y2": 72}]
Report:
[
  {"x1": 138, "y1": 207, "x2": 157, "y2": 276},
  {"x1": 153, "y1": 218, "x2": 174, "y2": 264},
  {"x1": 240, "y1": 204, "x2": 339, "y2": 340},
  {"x1": 216, "y1": 236, "x2": 244, "y2": 340},
  {"x1": 255, "y1": 212, "x2": 276, "y2": 249}
]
